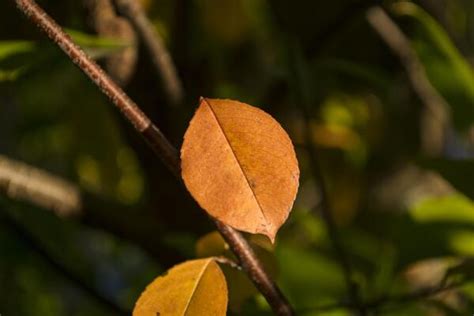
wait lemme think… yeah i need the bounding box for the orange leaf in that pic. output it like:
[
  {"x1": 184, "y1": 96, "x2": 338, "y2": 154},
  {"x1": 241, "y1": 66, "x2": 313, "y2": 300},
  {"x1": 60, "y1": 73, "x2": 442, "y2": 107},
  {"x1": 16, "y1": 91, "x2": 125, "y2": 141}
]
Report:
[
  {"x1": 133, "y1": 258, "x2": 228, "y2": 316},
  {"x1": 181, "y1": 98, "x2": 299, "y2": 241}
]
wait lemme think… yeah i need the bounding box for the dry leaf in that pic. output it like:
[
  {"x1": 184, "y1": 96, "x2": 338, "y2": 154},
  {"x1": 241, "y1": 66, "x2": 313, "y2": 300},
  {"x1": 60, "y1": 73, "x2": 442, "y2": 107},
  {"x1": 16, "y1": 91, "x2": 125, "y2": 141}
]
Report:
[
  {"x1": 133, "y1": 258, "x2": 228, "y2": 316},
  {"x1": 181, "y1": 98, "x2": 299, "y2": 241}
]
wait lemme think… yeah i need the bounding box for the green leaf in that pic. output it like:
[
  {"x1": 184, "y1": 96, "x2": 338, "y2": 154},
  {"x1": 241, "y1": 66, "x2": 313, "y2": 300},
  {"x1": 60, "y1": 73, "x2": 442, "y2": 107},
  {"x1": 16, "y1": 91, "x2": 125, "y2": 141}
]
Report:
[
  {"x1": 409, "y1": 194, "x2": 474, "y2": 255},
  {"x1": 276, "y1": 242, "x2": 346, "y2": 308},
  {"x1": 0, "y1": 41, "x2": 35, "y2": 60},
  {"x1": 410, "y1": 194, "x2": 474, "y2": 224},
  {"x1": 65, "y1": 29, "x2": 129, "y2": 49},
  {"x1": 393, "y1": 2, "x2": 474, "y2": 130},
  {"x1": 64, "y1": 29, "x2": 131, "y2": 59},
  {"x1": 0, "y1": 41, "x2": 35, "y2": 81}
]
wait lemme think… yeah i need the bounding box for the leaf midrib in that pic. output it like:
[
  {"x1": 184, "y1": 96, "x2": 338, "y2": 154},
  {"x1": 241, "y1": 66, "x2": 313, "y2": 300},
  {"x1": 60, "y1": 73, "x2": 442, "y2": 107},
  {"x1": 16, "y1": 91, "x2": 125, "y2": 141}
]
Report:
[
  {"x1": 182, "y1": 258, "x2": 212, "y2": 316},
  {"x1": 202, "y1": 98, "x2": 269, "y2": 226}
]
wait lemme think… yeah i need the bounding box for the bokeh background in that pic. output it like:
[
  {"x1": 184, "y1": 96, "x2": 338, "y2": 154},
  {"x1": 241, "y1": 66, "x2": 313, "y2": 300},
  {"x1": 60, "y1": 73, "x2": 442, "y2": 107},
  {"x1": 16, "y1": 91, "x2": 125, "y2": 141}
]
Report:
[{"x1": 1, "y1": 0, "x2": 474, "y2": 315}]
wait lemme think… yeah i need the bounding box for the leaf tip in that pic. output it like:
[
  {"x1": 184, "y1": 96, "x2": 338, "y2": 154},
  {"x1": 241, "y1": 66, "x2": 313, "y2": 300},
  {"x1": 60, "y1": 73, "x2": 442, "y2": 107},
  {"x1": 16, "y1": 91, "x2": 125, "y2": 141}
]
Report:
[
  {"x1": 266, "y1": 233, "x2": 276, "y2": 244},
  {"x1": 259, "y1": 225, "x2": 278, "y2": 244},
  {"x1": 199, "y1": 96, "x2": 207, "y2": 104}
]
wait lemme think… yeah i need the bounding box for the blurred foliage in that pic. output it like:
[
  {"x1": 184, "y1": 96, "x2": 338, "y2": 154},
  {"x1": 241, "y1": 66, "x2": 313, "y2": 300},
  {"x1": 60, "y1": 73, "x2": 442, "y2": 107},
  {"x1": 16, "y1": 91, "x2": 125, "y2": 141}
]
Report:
[
  {"x1": 393, "y1": 1, "x2": 474, "y2": 131},
  {"x1": 1, "y1": 0, "x2": 474, "y2": 315}
]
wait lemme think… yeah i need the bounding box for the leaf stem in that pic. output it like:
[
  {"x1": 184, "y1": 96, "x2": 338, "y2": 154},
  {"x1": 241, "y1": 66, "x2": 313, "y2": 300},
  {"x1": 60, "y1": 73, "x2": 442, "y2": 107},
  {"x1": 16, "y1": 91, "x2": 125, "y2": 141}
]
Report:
[
  {"x1": 216, "y1": 221, "x2": 294, "y2": 315},
  {"x1": 213, "y1": 255, "x2": 242, "y2": 271},
  {"x1": 13, "y1": 0, "x2": 294, "y2": 314}
]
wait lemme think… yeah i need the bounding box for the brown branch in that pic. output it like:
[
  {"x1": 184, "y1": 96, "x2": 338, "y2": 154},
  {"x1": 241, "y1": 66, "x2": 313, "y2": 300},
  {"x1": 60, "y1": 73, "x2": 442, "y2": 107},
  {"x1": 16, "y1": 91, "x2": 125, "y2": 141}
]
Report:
[
  {"x1": 13, "y1": 0, "x2": 293, "y2": 314},
  {"x1": 114, "y1": 0, "x2": 184, "y2": 105},
  {"x1": 0, "y1": 208, "x2": 129, "y2": 315},
  {"x1": 268, "y1": 1, "x2": 364, "y2": 308},
  {"x1": 216, "y1": 221, "x2": 294, "y2": 315},
  {"x1": 366, "y1": 6, "x2": 450, "y2": 156},
  {"x1": 302, "y1": 122, "x2": 366, "y2": 316},
  {"x1": 85, "y1": 0, "x2": 138, "y2": 86},
  {"x1": 306, "y1": 146, "x2": 365, "y2": 315},
  {"x1": 303, "y1": 275, "x2": 472, "y2": 313},
  {"x1": 0, "y1": 154, "x2": 81, "y2": 218},
  {"x1": 364, "y1": 279, "x2": 468, "y2": 310},
  {"x1": 0, "y1": 154, "x2": 185, "y2": 267},
  {"x1": 285, "y1": 40, "x2": 366, "y2": 314},
  {"x1": 305, "y1": 0, "x2": 382, "y2": 57}
]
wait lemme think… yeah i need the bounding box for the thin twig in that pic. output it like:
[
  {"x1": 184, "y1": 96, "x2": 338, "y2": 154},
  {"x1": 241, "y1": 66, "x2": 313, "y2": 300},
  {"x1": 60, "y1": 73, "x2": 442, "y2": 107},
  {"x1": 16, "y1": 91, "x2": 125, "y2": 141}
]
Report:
[
  {"x1": 13, "y1": 1, "x2": 293, "y2": 314},
  {"x1": 0, "y1": 154, "x2": 81, "y2": 218},
  {"x1": 114, "y1": 0, "x2": 184, "y2": 105},
  {"x1": 366, "y1": 6, "x2": 450, "y2": 156},
  {"x1": 303, "y1": 124, "x2": 366, "y2": 316},
  {"x1": 305, "y1": 0, "x2": 382, "y2": 57},
  {"x1": 269, "y1": 0, "x2": 364, "y2": 310},
  {"x1": 0, "y1": 208, "x2": 129, "y2": 315},
  {"x1": 307, "y1": 151, "x2": 366, "y2": 315},
  {"x1": 302, "y1": 277, "x2": 472, "y2": 313},
  {"x1": 85, "y1": 0, "x2": 138, "y2": 86},
  {"x1": 0, "y1": 154, "x2": 184, "y2": 267},
  {"x1": 364, "y1": 279, "x2": 470, "y2": 310},
  {"x1": 286, "y1": 40, "x2": 366, "y2": 315}
]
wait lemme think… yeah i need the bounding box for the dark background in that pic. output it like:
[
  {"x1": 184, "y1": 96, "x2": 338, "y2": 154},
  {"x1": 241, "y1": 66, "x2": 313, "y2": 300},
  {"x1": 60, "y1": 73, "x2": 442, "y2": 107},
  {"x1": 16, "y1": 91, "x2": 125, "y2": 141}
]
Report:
[{"x1": 1, "y1": 0, "x2": 474, "y2": 315}]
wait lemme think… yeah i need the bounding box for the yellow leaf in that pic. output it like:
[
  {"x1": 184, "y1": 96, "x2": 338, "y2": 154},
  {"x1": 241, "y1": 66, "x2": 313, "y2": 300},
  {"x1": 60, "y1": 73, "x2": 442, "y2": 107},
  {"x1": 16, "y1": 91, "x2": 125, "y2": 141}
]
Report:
[
  {"x1": 195, "y1": 231, "x2": 278, "y2": 311},
  {"x1": 133, "y1": 258, "x2": 228, "y2": 316},
  {"x1": 181, "y1": 98, "x2": 300, "y2": 242},
  {"x1": 195, "y1": 231, "x2": 229, "y2": 258}
]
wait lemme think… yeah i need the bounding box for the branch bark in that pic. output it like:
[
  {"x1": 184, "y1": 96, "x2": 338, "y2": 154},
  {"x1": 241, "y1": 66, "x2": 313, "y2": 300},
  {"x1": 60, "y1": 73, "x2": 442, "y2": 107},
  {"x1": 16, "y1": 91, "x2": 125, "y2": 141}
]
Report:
[
  {"x1": 0, "y1": 154, "x2": 81, "y2": 218},
  {"x1": 85, "y1": 0, "x2": 138, "y2": 86},
  {"x1": 13, "y1": 0, "x2": 293, "y2": 314},
  {"x1": 114, "y1": 0, "x2": 184, "y2": 105},
  {"x1": 0, "y1": 154, "x2": 185, "y2": 267},
  {"x1": 289, "y1": 46, "x2": 366, "y2": 315},
  {"x1": 304, "y1": 276, "x2": 471, "y2": 312},
  {"x1": 366, "y1": 6, "x2": 450, "y2": 156}
]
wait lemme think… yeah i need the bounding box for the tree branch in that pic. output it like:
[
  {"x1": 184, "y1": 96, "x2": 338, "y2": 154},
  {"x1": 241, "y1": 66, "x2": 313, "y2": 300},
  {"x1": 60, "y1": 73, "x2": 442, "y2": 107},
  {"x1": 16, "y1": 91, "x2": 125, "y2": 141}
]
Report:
[
  {"x1": 13, "y1": 0, "x2": 293, "y2": 314},
  {"x1": 114, "y1": 0, "x2": 184, "y2": 105},
  {"x1": 215, "y1": 221, "x2": 294, "y2": 315},
  {"x1": 285, "y1": 39, "x2": 366, "y2": 315},
  {"x1": 0, "y1": 154, "x2": 81, "y2": 218},
  {"x1": 0, "y1": 154, "x2": 185, "y2": 267},
  {"x1": 304, "y1": 141, "x2": 366, "y2": 315},
  {"x1": 303, "y1": 274, "x2": 472, "y2": 313},
  {"x1": 305, "y1": 0, "x2": 382, "y2": 57},
  {"x1": 364, "y1": 279, "x2": 469, "y2": 310},
  {"x1": 85, "y1": 0, "x2": 138, "y2": 86},
  {"x1": 366, "y1": 6, "x2": 450, "y2": 156}
]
